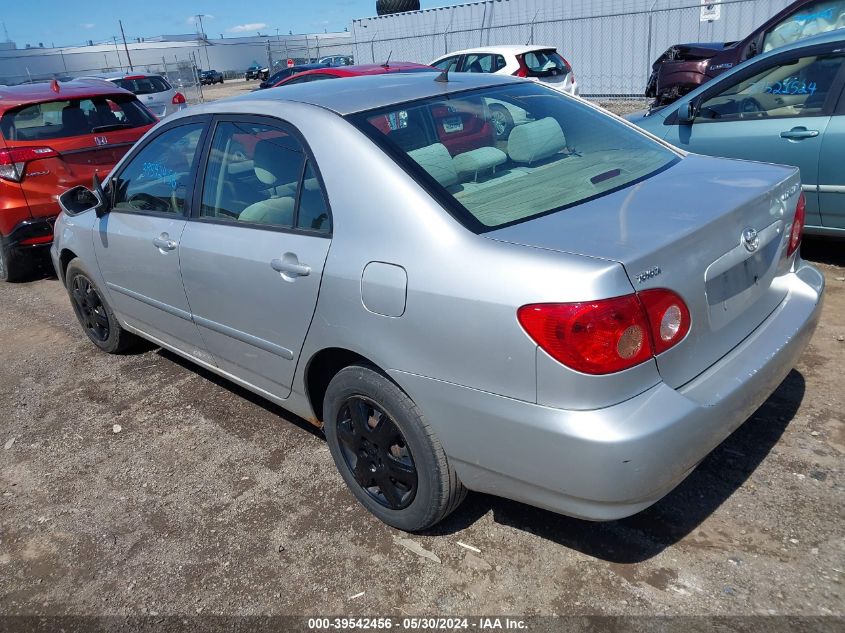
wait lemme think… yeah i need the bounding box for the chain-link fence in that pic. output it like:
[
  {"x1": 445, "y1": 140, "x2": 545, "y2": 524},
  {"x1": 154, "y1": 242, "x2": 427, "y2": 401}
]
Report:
[{"x1": 351, "y1": 0, "x2": 793, "y2": 97}]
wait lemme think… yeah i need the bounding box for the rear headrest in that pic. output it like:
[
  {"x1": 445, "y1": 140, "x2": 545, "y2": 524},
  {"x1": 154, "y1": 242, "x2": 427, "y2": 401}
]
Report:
[
  {"x1": 507, "y1": 117, "x2": 567, "y2": 164},
  {"x1": 408, "y1": 142, "x2": 458, "y2": 188},
  {"x1": 253, "y1": 138, "x2": 301, "y2": 187},
  {"x1": 61, "y1": 106, "x2": 88, "y2": 135}
]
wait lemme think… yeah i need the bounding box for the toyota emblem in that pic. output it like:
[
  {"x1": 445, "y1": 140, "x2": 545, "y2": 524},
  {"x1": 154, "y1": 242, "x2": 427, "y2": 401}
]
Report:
[{"x1": 742, "y1": 227, "x2": 759, "y2": 252}]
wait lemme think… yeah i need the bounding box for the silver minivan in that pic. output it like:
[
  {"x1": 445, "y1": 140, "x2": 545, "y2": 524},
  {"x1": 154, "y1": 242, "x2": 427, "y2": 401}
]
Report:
[{"x1": 83, "y1": 72, "x2": 187, "y2": 119}]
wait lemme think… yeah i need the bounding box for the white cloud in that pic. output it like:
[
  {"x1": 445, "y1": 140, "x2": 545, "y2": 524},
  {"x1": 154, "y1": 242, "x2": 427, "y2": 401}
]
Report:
[
  {"x1": 81, "y1": 23, "x2": 95, "y2": 29},
  {"x1": 228, "y1": 22, "x2": 267, "y2": 33}
]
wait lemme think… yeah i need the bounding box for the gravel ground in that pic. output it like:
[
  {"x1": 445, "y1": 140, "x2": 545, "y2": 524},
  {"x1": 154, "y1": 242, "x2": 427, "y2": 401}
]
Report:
[{"x1": 0, "y1": 241, "x2": 842, "y2": 619}]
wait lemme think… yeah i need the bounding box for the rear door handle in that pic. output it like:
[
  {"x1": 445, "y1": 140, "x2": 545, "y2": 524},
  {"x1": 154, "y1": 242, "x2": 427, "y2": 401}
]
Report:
[
  {"x1": 780, "y1": 127, "x2": 819, "y2": 140},
  {"x1": 271, "y1": 253, "x2": 311, "y2": 279},
  {"x1": 152, "y1": 233, "x2": 178, "y2": 251}
]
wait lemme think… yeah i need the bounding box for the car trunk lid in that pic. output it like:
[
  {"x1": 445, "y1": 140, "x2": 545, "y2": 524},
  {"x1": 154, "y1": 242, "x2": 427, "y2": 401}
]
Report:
[{"x1": 485, "y1": 154, "x2": 801, "y2": 389}]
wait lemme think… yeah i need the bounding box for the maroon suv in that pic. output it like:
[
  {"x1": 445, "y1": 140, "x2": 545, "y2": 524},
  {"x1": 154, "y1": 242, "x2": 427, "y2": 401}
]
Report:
[{"x1": 646, "y1": 0, "x2": 845, "y2": 106}]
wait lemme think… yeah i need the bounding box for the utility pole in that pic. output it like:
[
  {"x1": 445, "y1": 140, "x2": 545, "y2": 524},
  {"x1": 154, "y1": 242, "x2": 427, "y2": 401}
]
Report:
[
  {"x1": 119, "y1": 20, "x2": 134, "y2": 70},
  {"x1": 195, "y1": 14, "x2": 211, "y2": 69},
  {"x1": 112, "y1": 36, "x2": 123, "y2": 70}
]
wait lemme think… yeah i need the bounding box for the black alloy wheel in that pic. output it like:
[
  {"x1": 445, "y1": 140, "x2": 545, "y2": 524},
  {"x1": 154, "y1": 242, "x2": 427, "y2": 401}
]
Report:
[
  {"x1": 335, "y1": 395, "x2": 418, "y2": 510},
  {"x1": 70, "y1": 274, "x2": 110, "y2": 342}
]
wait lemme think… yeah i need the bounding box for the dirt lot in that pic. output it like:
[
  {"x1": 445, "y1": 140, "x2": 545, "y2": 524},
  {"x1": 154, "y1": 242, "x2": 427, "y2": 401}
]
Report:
[{"x1": 0, "y1": 240, "x2": 842, "y2": 620}]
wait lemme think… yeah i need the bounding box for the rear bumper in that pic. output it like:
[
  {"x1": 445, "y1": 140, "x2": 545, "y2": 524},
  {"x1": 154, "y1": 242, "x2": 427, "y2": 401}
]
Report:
[
  {"x1": 2, "y1": 216, "x2": 55, "y2": 250},
  {"x1": 392, "y1": 261, "x2": 824, "y2": 520}
]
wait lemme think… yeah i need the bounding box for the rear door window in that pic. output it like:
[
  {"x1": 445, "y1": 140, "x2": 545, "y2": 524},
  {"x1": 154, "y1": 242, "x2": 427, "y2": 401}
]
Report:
[
  {"x1": 432, "y1": 55, "x2": 461, "y2": 71},
  {"x1": 463, "y1": 54, "x2": 506, "y2": 73},
  {"x1": 0, "y1": 95, "x2": 156, "y2": 141},
  {"x1": 199, "y1": 120, "x2": 331, "y2": 233},
  {"x1": 762, "y1": 1, "x2": 845, "y2": 53}
]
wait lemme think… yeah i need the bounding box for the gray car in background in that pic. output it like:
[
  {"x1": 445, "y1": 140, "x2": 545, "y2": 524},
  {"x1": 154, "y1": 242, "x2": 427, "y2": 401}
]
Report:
[
  {"x1": 52, "y1": 73, "x2": 823, "y2": 531},
  {"x1": 82, "y1": 72, "x2": 187, "y2": 119}
]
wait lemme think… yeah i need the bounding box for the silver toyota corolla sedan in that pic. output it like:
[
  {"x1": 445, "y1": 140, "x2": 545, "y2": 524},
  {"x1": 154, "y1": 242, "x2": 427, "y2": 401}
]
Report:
[{"x1": 52, "y1": 72, "x2": 824, "y2": 531}]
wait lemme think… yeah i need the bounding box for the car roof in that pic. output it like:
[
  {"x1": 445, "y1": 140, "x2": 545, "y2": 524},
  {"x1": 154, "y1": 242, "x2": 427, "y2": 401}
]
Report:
[
  {"x1": 229, "y1": 71, "x2": 523, "y2": 115},
  {"x1": 83, "y1": 71, "x2": 163, "y2": 80},
  {"x1": 275, "y1": 62, "x2": 328, "y2": 73},
  {"x1": 288, "y1": 62, "x2": 434, "y2": 79},
  {"x1": 433, "y1": 45, "x2": 558, "y2": 59},
  {"x1": 0, "y1": 79, "x2": 134, "y2": 110}
]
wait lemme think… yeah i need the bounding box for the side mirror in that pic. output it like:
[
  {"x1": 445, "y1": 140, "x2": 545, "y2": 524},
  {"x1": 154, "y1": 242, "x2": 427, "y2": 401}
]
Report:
[
  {"x1": 58, "y1": 185, "x2": 103, "y2": 216},
  {"x1": 676, "y1": 100, "x2": 697, "y2": 124}
]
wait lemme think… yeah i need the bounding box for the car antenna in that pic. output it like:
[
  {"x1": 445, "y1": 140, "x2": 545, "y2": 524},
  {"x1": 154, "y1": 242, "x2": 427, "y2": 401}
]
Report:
[
  {"x1": 381, "y1": 50, "x2": 392, "y2": 69},
  {"x1": 435, "y1": 60, "x2": 455, "y2": 83}
]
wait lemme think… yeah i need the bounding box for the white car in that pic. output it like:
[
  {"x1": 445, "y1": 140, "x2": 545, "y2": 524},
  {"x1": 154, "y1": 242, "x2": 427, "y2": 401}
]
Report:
[
  {"x1": 80, "y1": 72, "x2": 187, "y2": 119},
  {"x1": 430, "y1": 45, "x2": 578, "y2": 96}
]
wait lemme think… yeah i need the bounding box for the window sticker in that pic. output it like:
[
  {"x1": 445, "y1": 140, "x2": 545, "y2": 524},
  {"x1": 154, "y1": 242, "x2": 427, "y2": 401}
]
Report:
[
  {"x1": 764, "y1": 76, "x2": 817, "y2": 95},
  {"x1": 386, "y1": 110, "x2": 409, "y2": 131},
  {"x1": 140, "y1": 161, "x2": 179, "y2": 189}
]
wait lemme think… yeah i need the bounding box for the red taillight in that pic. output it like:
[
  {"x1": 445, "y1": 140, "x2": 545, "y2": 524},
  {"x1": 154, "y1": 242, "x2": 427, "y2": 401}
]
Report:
[
  {"x1": 518, "y1": 289, "x2": 690, "y2": 375},
  {"x1": 787, "y1": 191, "x2": 805, "y2": 257},
  {"x1": 172, "y1": 92, "x2": 186, "y2": 105},
  {"x1": 0, "y1": 146, "x2": 58, "y2": 182},
  {"x1": 513, "y1": 55, "x2": 529, "y2": 78}
]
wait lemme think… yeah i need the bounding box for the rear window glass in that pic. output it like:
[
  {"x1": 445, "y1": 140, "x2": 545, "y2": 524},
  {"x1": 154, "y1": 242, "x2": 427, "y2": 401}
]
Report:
[
  {"x1": 0, "y1": 95, "x2": 156, "y2": 141},
  {"x1": 350, "y1": 82, "x2": 678, "y2": 231},
  {"x1": 522, "y1": 50, "x2": 570, "y2": 77},
  {"x1": 113, "y1": 75, "x2": 171, "y2": 94}
]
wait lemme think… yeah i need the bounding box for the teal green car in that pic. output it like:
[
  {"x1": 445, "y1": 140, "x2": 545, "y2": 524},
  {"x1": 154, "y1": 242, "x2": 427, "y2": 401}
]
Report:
[{"x1": 627, "y1": 31, "x2": 845, "y2": 236}]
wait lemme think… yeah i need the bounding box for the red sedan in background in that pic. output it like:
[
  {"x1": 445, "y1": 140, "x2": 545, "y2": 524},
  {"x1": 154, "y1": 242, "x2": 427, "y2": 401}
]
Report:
[
  {"x1": 0, "y1": 79, "x2": 156, "y2": 281},
  {"x1": 271, "y1": 62, "x2": 436, "y2": 87}
]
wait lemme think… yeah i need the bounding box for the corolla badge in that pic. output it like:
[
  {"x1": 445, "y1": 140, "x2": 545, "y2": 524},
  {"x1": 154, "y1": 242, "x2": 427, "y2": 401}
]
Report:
[{"x1": 742, "y1": 227, "x2": 759, "y2": 252}]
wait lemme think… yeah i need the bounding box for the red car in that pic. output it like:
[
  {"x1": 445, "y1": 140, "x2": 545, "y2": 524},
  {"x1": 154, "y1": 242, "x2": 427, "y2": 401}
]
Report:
[
  {"x1": 271, "y1": 61, "x2": 436, "y2": 87},
  {"x1": 0, "y1": 79, "x2": 156, "y2": 281}
]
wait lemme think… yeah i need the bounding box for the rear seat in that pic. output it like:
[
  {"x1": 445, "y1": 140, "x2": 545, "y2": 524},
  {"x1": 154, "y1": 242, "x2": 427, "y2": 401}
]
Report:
[
  {"x1": 506, "y1": 117, "x2": 567, "y2": 165},
  {"x1": 409, "y1": 142, "x2": 510, "y2": 188}
]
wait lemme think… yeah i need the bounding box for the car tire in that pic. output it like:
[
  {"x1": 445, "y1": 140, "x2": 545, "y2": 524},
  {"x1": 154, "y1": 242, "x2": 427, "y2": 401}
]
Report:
[
  {"x1": 0, "y1": 243, "x2": 32, "y2": 283},
  {"x1": 376, "y1": 0, "x2": 421, "y2": 15},
  {"x1": 489, "y1": 103, "x2": 515, "y2": 140},
  {"x1": 323, "y1": 364, "x2": 466, "y2": 531},
  {"x1": 65, "y1": 258, "x2": 137, "y2": 354}
]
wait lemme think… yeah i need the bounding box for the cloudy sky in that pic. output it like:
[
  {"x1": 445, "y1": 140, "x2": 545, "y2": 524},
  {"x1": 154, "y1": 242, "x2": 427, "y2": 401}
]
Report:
[{"x1": 3, "y1": 0, "x2": 459, "y2": 47}]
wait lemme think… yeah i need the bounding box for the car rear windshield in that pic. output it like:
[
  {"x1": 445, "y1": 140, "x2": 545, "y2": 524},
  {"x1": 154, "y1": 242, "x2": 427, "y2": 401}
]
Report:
[
  {"x1": 0, "y1": 95, "x2": 156, "y2": 141},
  {"x1": 350, "y1": 82, "x2": 679, "y2": 232},
  {"x1": 521, "y1": 49, "x2": 570, "y2": 77},
  {"x1": 113, "y1": 75, "x2": 171, "y2": 94}
]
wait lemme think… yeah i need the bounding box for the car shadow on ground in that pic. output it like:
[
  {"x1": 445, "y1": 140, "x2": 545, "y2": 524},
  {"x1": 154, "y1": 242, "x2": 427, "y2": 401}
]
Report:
[
  {"x1": 801, "y1": 238, "x2": 844, "y2": 267},
  {"x1": 426, "y1": 370, "x2": 806, "y2": 564},
  {"x1": 156, "y1": 348, "x2": 325, "y2": 440},
  {"x1": 155, "y1": 345, "x2": 803, "y2": 564}
]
